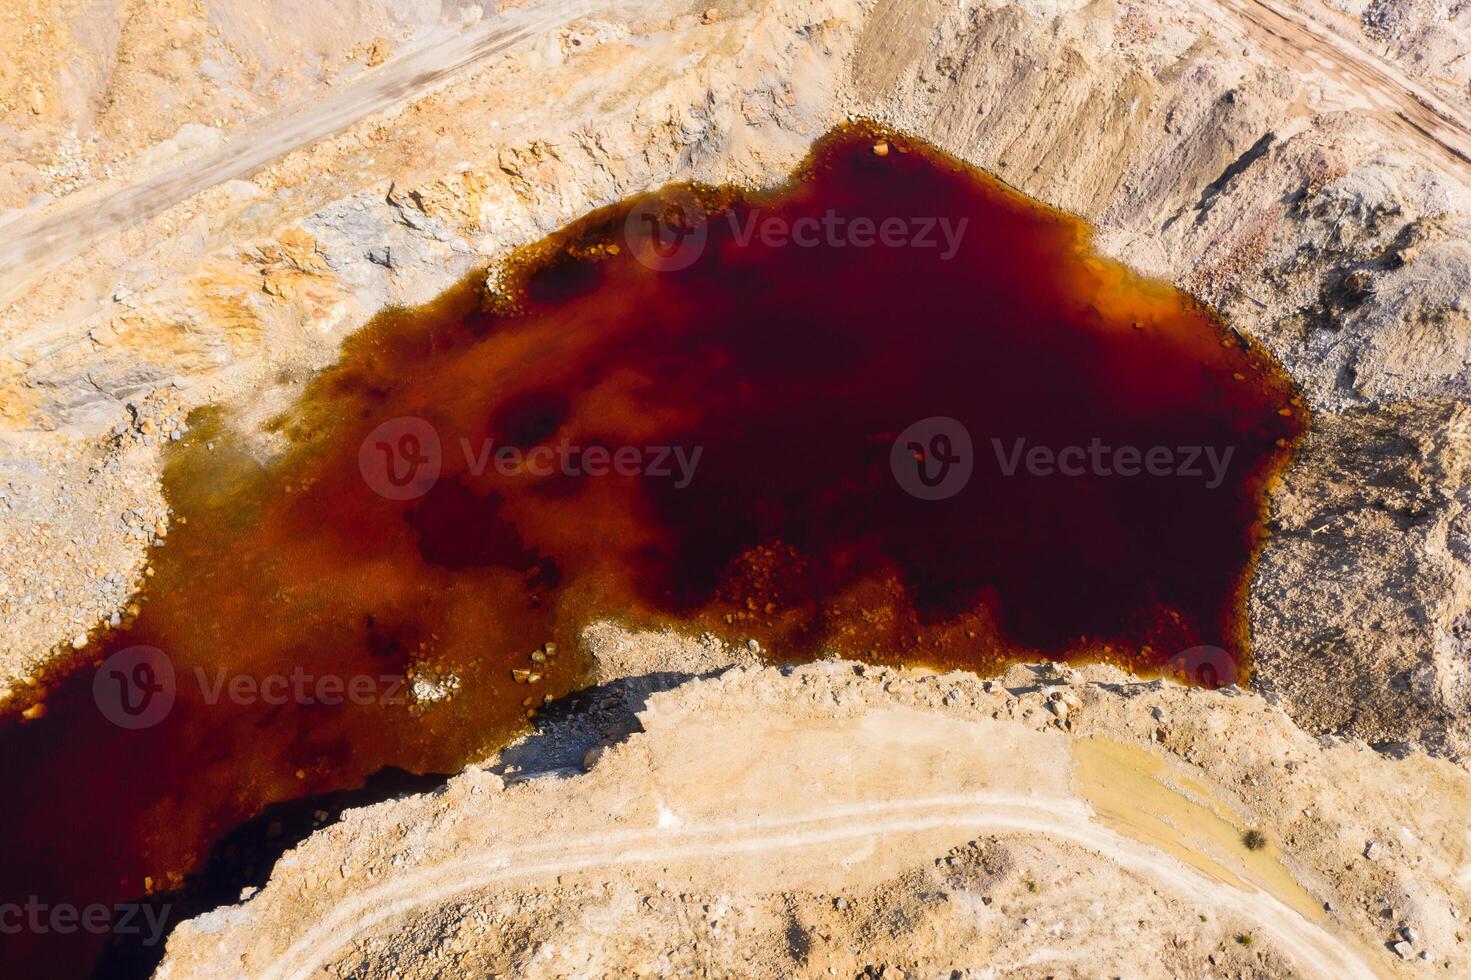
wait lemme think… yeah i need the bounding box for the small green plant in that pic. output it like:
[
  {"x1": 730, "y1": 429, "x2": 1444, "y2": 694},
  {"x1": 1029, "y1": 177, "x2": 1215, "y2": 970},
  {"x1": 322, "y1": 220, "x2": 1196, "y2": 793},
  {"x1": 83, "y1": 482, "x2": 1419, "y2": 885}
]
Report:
[
  {"x1": 1242, "y1": 829, "x2": 1268, "y2": 851},
  {"x1": 1235, "y1": 933, "x2": 1255, "y2": 947}
]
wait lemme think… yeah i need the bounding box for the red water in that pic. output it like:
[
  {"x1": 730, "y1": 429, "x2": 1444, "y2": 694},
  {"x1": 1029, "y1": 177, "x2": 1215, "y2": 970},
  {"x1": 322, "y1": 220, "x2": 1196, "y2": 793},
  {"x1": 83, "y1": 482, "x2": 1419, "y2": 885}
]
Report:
[{"x1": 0, "y1": 124, "x2": 1303, "y2": 977}]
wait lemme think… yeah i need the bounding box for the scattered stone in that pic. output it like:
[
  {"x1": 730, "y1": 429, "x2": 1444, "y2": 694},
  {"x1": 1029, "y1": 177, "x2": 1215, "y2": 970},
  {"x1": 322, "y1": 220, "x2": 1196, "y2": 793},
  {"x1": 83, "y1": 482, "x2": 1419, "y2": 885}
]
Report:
[{"x1": 365, "y1": 36, "x2": 391, "y2": 68}]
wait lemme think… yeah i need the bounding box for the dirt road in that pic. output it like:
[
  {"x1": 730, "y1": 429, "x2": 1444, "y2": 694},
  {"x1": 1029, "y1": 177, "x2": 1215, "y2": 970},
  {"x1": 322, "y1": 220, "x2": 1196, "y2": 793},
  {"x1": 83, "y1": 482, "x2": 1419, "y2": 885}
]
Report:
[
  {"x1": 1210, "y1": 0, "x2": 1471, "y2": 171},
  {"x1": 156, "y1": 685, "x2": 1400, "y2": 980},
  {"x1": 254, "y1": 792, "x2": 1382, "y2": 980},
  {"x1": 0, "y1": 1, "x2": 589, "y2": 308}
]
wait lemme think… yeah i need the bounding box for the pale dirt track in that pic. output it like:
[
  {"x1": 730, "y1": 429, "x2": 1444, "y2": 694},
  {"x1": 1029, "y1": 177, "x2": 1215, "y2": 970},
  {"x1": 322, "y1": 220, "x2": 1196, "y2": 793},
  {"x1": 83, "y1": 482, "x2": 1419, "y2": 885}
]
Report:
[
  {"x1": 0, "y1": 1, "x2": 591, "y2": 308},
  {"x1": 1210, "y1": 0, "x2": 1471, "y2": 171},
  {"x1": 256, "y1": 792, "x2": 1382, "y2": 980}
]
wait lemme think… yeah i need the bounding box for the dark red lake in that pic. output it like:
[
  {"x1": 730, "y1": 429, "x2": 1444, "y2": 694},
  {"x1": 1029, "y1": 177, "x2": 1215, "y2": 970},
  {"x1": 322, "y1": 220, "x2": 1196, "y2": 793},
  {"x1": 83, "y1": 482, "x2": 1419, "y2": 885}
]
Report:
[{"x1": 0, "y1": 124, "x2": 1303, "y2": 977}]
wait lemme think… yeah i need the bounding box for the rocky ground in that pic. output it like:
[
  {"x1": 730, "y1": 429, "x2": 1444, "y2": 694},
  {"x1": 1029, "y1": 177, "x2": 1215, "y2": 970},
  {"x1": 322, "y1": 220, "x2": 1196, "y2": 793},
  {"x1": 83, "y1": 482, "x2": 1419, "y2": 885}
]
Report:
[
  {"x1": 0, "y1": 0, "x2": 495, "y2": 211},
  {"x1": 2, "y1": 0, "x2": 1471, "y2": 975},
  {"x1": 156, "y1": 627, "x2": 1471, "y2": 978}
]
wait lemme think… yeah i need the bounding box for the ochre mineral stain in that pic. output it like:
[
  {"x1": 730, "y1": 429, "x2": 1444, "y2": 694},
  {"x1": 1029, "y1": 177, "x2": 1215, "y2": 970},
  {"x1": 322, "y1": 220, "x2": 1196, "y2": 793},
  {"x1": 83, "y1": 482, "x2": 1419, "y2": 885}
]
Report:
[{"x1": 0, "y1": 124, "x2": 1304, "y2": 976}]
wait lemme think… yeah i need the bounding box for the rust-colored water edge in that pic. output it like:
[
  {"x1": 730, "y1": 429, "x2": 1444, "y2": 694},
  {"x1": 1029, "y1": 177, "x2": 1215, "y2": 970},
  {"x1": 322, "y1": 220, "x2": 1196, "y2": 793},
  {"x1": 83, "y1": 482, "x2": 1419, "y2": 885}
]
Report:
[{"x1": 0, "y1": 122, "x2": 1304, "y2": 976}]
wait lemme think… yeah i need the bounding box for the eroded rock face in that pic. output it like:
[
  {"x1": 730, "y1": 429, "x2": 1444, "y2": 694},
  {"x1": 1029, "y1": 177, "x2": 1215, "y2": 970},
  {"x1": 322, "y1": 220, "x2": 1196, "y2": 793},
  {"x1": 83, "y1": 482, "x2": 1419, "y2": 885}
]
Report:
[{"x1": 1252, "y1": 400, "x2": 1471, "y2": 758}]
